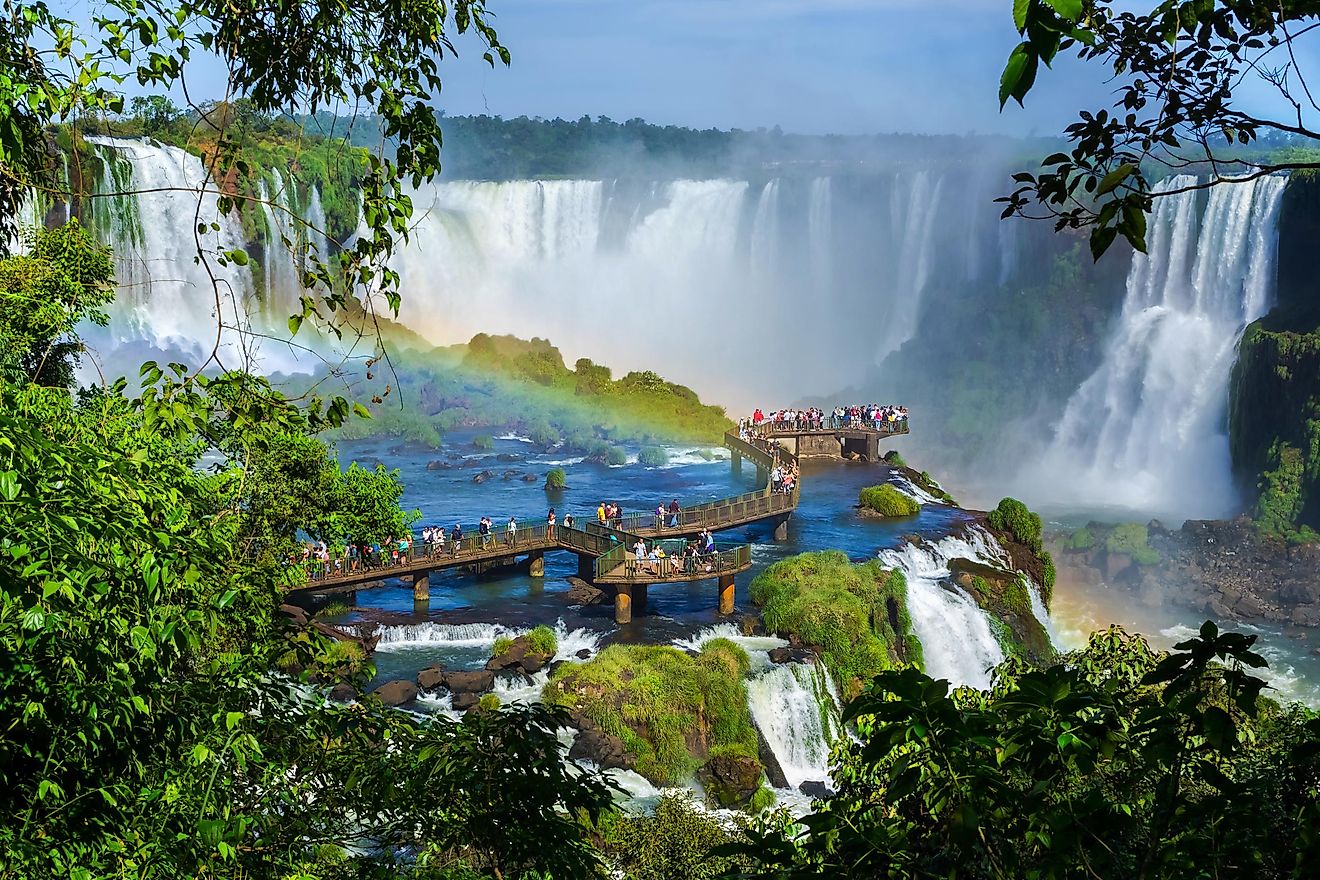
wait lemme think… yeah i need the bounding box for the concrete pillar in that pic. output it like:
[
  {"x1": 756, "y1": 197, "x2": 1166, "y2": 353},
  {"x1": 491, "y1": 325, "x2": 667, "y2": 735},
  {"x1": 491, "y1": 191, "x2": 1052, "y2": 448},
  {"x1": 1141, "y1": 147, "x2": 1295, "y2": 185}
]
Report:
[
  {"x1": 577, "y1": 554, "x2": 595, "y2": 581},
  {"x1": 774, "y1": 518, "x2": 789, "y2": 541},
  {"x1": 412, "y1": 572, "x2": 430, "y2": 602},
  {"x1": 634, "y1": 583, "x2": 649, "y2": 612},
  {"x1": 615, "y1": 583, "x2": 633, "y2": 624},
  {"x1": 732, "y1": 451, "x2": 742, "y2": 475},
  {"x1": 756, "y1": 466, "x2": 768, "y2": 486},
  {"x1": 867, "y1": 433, "x2": 880, "y2": 462},
  {"x1": 718, "y1": 574, "x2": 735, "y2": 615},
  {"x1": 529, "y1": 551, "x2": 545, "y2": 578}
]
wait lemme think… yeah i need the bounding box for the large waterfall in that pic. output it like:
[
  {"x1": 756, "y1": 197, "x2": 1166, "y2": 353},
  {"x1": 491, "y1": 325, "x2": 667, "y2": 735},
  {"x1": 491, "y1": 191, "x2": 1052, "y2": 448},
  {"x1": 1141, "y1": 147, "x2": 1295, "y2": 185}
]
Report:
[
  {"x1": 746, "y1": 660, "x2": 842, "y2": 791},
  {"x1": 1030, "y1": 175, "x2": 1287, "y2": 521},
  {"x1": 61, "y1": 139, "x2": 1015, "y2": 404}
]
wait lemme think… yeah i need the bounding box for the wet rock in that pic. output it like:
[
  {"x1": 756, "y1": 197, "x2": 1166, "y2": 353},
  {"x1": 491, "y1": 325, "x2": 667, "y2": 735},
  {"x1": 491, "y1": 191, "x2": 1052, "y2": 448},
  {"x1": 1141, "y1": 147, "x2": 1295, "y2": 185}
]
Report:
[
  {"x1": 496, "y1": 453, "x2": 521, "y2": 462},
  {"x1": 753, "y1": 720, "x2": 789, "y2": 790},
  {"x1": 451, "y1": 692, "x2": 481, "y2": 712},
  {"x1": 373, "y1": 679, "x2": 419, "y2": 707},
  {"x1": 426, "y1": 459, "x2": 447, "y2": 470},
  {"x1": 472, "y1": 470, "x2": 494, "y2": 484},
  {"x1": 798, "y1": 780, "x2": 833, "y2": 799},
  {"x1": 279, "y1": 603, "x2": 309, "y2": 627},
  {"x1": 486, "y1": 635, "x2": 554, "y2": 675},
  {"x1": 328, "y1": 683, "x2": 356, "y2": 703},
  {"x1": 738, "y1": 615, "x2": 766, "y2": 637},
  {"x1": 568, "y1": 721, "x2": 635, "y2": 771},
  {"x1": 565, "y1": 577, "x2": 606, "y2": 606},
  {"x1": 416, "y1": 664, "x2": 446, "y2": 692},
  {"x1": 521, "y1": 474, "x2": 538, "y2": 482},
  {"x1": 700, "y1": 754, "x2": 763, "y2": 808},
  {"x1": 443, "y1": 670, "x2": 495, "y2": 694},
  {"x1": 1292, "y1": 605, "x2": 1320, "y2": 627},
  {"x1": 575, "y1": 648, "x2": 593, "y2": 660},
  {"x1": 768, "y1": 646, "x2": 816, "y2": 664},
  {"x1": 503, "y1": 469, "x2": 520, "y2": 480}
]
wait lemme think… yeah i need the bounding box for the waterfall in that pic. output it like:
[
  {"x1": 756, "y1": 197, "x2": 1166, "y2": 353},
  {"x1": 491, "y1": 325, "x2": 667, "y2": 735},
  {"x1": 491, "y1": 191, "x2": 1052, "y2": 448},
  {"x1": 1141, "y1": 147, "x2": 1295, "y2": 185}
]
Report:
[
  {"x1": 746, "y1": 661, "x2": 841, "y2": 790},
  {"x1": 1034, "y1": 174, "x2": 1287, "y2": 520},
  {"x1": 878, "y1": 533, "x2": 1010, "y2": 690},
  {"x1": 749, "y1": 179, "x2": 781, "y2": 287}
]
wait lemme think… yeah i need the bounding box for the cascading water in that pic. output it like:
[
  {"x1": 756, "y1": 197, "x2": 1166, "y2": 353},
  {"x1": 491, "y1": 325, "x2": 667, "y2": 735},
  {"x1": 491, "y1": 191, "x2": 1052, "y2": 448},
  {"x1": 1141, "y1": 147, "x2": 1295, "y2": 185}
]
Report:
[
  {"x1": 1032, "y1": 174, "x2": 1287, "y2": 521},
  {"x1": 745, "y1": 661, "x2": 841, "y2": 790},
  {"x1": 878, "y1": 531, "x2": 1014, "y2": 690}
]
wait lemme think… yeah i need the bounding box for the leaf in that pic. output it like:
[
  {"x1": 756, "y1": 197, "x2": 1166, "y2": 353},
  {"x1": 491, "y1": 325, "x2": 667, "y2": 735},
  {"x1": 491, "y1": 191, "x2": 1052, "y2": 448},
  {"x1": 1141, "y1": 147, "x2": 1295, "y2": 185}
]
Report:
[
  {"x1": 1046, "y1": 0, "x2": 1082, "y2": 22},
  {"x1": 1014, "y1": 0, "x2": 1031, "y2": 31},
  {"x1": 287, "y1": 314, "x2": 303, "y2": 337},
  {"x1": 999, "y1": 43, "x2": 1039, "y2": 109},
  {"x1": 1097, "y1": 163, "x2": 1137, "y2": 195}
]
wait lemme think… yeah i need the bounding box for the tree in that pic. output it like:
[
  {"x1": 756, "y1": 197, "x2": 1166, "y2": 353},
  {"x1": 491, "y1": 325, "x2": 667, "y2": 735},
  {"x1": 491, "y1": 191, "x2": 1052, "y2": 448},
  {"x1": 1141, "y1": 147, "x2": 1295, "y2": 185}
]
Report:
[
  {"x1": 0, "y1": 219, "x2": 113, "y2": 387},
  {"x1": 128, "y1": 95, "x2": 182, "y2": 135},
  {"x1": 998, "y1": 0, "x2": 1320, "y2": 258},
  {"x1": 721, "y1": 624, "x2": 1320, "y2": 878}
]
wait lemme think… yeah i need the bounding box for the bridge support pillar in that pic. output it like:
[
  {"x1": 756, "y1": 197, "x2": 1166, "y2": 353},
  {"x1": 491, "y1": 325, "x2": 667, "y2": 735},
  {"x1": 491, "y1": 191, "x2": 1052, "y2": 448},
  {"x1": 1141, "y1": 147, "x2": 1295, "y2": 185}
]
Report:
[
  {"x1": 756, "y1": 465, "x2": 767, "y2": 486},
  {"x1": 718, "y1": 574, "x2": 735, "y2": 615},
  {"x1": 634, "y1": 583, "x2": 648, "y2": 612},
  {"x1": 615, "y1": 583, "x2": 633, "y2": 624},
  {"x1": 577, "y1": 554, "x2": 595, "y2": 581},
  {"x1": 867, "y1": 433, "x2": 881, "y2": 462},
  {"x1": 528, "y1": 551, "x2": 545, "y2": 578},
  {"x1": 732, "y1": 451, "x2": 742, "y2": 475},
  {"x1": 774, "y1": 517, "x2": 789, "y2": 541},
  {"x1": 411, "y1": 572, "x2": 430, "y2": 603}
]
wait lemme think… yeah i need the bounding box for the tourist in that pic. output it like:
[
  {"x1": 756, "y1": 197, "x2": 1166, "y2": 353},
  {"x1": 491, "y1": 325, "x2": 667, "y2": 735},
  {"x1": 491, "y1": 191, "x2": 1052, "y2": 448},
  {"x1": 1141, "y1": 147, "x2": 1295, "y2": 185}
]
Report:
[
  {"x1": 655, "y1": 503, "x2": 666, "y2": 530},
  {"x1": 506, "y1": 515, "x2": 518, "y2": 546},
  {"x1": 434, "y1": 528, "x2": 445, "y2": 555},
  {"x1": 597, "y1": 501, "x2": 607, "y2": 524},
  {"x1": 704, "y1": 529, "x2": 716, "y2": 554},
  {"x1": 479, "y1": 516, "x2": 491, "y2": 549},
  {"x1": 668, "y1": 498, "x2": 681, "y2": 528},
  {"x1": 450, "y1": 523, "x2": 463, "y2": 556},
  {"x1": 633, "y1": 537, "x2": 647, "y2": 561},
  {"x1": 546, "y1": 508, "x2": 556, "y2": 541},
  {"x1": 564, "y1": 512, "x2": 575, "y2": 530}
]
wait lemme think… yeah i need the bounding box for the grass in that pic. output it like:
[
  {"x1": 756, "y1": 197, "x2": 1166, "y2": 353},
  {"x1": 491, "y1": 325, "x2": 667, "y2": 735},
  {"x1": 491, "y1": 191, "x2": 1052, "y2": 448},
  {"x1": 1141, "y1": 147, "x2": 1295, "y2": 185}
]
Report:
[
  {"x1": 987, "y1": 497, "x2": 1043, "y2": 553},
  {"x1": 639, "y1": 445, "x2": 670, "y2": 467},
  {"x1": 544, "y1": 468, "x2": 567, "y2": 490},
  {"x1": 859, "y1": 484, "x2": 920, "y2": 518},
  {"x1": 472, "y1": 434, "x2": 495, "y2": 451},
  {"x1": 542, "y1": 641, "x2": 759, "y2": 786},
  {"x1": 492, "y1": 636, "x2": 514, "y2": 657},
  {"x1": 525, "y1": 624, "x2": 558, "y2": 657},
  {"x1": 1067, "y1": 527, "x2": 1096, "y2": 551},
  {"x1": 749, "y1": 551, "x2": 919, "y2": 699},
  {"x1": 1105, "y1": 523, "x2": 1161, "y2": 566},
  {"x1": 314, "y1": 600, "x2": 353, "y2": 618}
]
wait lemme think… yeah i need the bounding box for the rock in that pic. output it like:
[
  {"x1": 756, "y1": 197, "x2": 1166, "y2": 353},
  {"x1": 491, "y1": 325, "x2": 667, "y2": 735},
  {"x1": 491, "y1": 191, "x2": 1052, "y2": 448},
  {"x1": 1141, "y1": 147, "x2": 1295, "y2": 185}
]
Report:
[
  {"x1": 521, "y1": 474, "x2": 538, "y2": 482},
  {"x1": 472, "y1": 470, "x2": 494, "y2": 484},
  {"x1": 278, "y1": 603, "x2": 309, "y2": 627},
  {"x1": 496, "y1": 453, "x2": 521, "y2": 462},
  {"x1": 569, "y1": 723, "x2": 635, "y2": 770},
  {"x1": 451, "y1": 692, "x2": 481, "y2": 712},
  {"x1": 753, "y1": 720, "x2": 789, "y2": 790},
  {"x1": 565, "y1": 576, "x2": 606, "y2": 606},
  {"x1": 798, "y1": 780, "x2": 833, "y2": 799},
  {"x1": 443, "y1": 670, "x2": 495, "y2": 694},
  {"x1": 768, "y1": 646, "x2": 817, "y2": 664},
  {"x1": 575, "y1": 648, "x2": 593, "y2": 660},
  {"x1": 521, "y1": 653, "x2": 547, "y2": 674},
  {"x1": 426, "y1": 459, "x2": 446, "y2": 470},
  {"x1": 700, "y1": 754, "x2": 763, "y2": 808},
  {"x1": 1291, "y1": 605, "x2": 1320, "y2": 627},
  {"x1": 1104, "y1": 552, "x2": 1133, "y2": 582},
  {"x1": 486, "y1": 634, "x2": 554, "y2": 675},
  {"x1": 503, "y1": 469, "x2": 520, "y2": 480},
  {"x1": 328, "y1": 683, "x2": 356, "y2": 703},
  {"x1": 373, "y1": 679, "x2": 419, "y2": 707},
  {"x1": 416, "y1": 664, "x2": 446, "y2": 691},
  {"x1": 738, "y1": 615, "x2": 766, "y2": 637}
]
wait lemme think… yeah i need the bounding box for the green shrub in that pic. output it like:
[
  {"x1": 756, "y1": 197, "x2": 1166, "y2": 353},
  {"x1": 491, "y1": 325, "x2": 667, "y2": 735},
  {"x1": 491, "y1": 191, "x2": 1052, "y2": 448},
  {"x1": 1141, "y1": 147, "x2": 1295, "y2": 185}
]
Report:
[
  {"x1": 606, "y1": 446, "x2": 628, "y2": 467},
  {"x1": 987, "y1": 497, "x2": 1044, "y2": 554},
  {"x1": 544, "y1": 468, "x2": 567, "y2": 490},
  {"x1": 1067, "y1": 527, "x2": 1096, "y2": 551},
  {"x1": 476, "y1": 693, "x2": 502, "y2": 712},
  {"x1": 472, "y1": 434, "x2": 495, "y2": 451},
  {"x1": 750, "y1": 551, "x2": 918, "y2": 698},
  {"x1": 639, "y1": 445, "x2": 670, "y2": 467},
  {"x1": 543, "y1": 642, "x2": 759, "y2": 786},
  {"x1": 525, "y1": 625, "x2": 558, "y2": 658},
  {"x1": 492, "y1": 636, "x2": 514, "y2": 657},
  {"x1": 527, "y1": 421, "x2": 559, "y2": 446},
  {"x1": 595, "y1": 791, "x2": 750, "y2": 879},
  {"x1": 859, "y1": 484, "x2": 920, "y2": 518},
  {"x1": 883, "y1": 450, "x2": 907, "y2": 468},
  {"x1": 314, "y1": 599, "x2": 353, "y2": 618},
  {"x1": 1105, "y1": 523, "x2": 1161, "y2": 566}
]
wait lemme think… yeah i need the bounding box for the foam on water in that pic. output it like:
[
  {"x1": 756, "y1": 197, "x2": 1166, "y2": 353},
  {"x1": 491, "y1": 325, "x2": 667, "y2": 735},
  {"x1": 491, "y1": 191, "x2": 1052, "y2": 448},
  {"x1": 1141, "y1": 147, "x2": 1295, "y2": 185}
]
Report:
[{"x1": 746, "y1": 661, "x2": 841, "y2": 790}]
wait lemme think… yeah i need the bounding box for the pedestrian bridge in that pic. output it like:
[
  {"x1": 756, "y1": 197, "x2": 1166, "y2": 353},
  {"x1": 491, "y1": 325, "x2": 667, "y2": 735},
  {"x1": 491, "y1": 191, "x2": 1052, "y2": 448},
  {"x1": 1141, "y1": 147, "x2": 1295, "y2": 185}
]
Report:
[{"x1": 288, "y1": 423, "x2": 901, "y2": 623}]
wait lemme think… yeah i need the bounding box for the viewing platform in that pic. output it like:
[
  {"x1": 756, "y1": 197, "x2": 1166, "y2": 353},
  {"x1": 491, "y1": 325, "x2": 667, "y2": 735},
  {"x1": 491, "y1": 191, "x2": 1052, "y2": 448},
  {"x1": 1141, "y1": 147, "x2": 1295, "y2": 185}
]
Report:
[
  {"x1": 288, "y1": 430, "x2": 793, "y2": 623},
  {"x1": 748, "y1": 420, "x2": 908, "y2": 460}
]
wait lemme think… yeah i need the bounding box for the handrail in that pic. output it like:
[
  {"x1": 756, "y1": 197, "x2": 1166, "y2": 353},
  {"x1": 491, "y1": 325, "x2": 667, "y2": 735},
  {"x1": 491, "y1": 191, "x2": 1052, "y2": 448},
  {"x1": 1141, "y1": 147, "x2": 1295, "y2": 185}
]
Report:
[{"x1": 603, "y1": 543, "x2": 750, "y2": 582}]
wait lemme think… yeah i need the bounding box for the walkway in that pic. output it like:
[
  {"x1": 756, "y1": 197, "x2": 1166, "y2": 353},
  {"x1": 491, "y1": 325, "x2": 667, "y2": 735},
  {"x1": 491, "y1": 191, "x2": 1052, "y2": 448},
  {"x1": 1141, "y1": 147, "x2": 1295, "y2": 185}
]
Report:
[{"x1": 290, "y1": 428, "x2": 824, "y2": 622}]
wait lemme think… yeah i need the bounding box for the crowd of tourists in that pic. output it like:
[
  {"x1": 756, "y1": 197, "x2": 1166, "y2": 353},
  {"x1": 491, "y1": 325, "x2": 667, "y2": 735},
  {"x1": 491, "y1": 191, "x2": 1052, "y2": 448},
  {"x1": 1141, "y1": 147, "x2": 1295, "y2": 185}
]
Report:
[
  {"x1": 628, "y1": 527, "x2": 721, "y2": 576},
  {"x1": 738, "y1": 404, "x2": 909, "y2": 435}
]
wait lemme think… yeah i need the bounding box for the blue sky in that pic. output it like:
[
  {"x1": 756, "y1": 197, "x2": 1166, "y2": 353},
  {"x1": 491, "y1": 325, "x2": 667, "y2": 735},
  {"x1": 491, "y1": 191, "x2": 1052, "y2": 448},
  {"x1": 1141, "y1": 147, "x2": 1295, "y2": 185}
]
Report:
[{"x1": 427, "y1": 0, "x2": 1110, "y2": 135}]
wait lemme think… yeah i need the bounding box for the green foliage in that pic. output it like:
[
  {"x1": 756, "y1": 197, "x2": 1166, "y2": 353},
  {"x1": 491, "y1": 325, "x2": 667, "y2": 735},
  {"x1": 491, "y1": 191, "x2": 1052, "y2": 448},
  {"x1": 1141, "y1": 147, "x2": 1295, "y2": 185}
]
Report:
[
  {"x1": 606, "y1": 446, "x2": 629, "y2": 466},
  {"x1": 858, "y1": 484, "x2": 920, "y2": 518},
  {"x1": 472, "y1": 434, "x2": 495, "y2": 451},
  {"x1": 314, "y1": 599, "x2": 353, "y2": 618},
  {"x1": 545, "y1": 468, "x2": 567, "y2": 490},
  {"x1": 543, "y1": 642, "x2": 760, "y2": 786},
  {"x1": 595, "y1": 791, "x2": 750, "y2": 880},
  {"x1": 476, "y1": 693, "x2": 502, "y2": 712},
  {"x1": 525, "y1": 625, "x2": 558, "y2": 658},
  {"x1": 987, "y1": 496, "x2": 1044, "y2": 553},
  {"x1": 0, "y1": 220, "x2": 113, "y2": 387},
  {"x1": 882, "y1": 450, "x2": 907, "y2": 468},
  {"x1": 639, "y1": 445, "x2": 670, "y2": 467},
  {"x1": 725, "y1": 622, "x2": 1320, "y2": 878},
  {"x1": 1066, "y1": 526, "x2": 1096, "y2": 551},
  {"x1": 750, "y1": 552, "x2": 919, "y2": 698},
  {"x1": 492, "y1": 636, "x2": 514, "y2": 658},
  {"x1": 1105, "y1": 522, "x2": 1162, "y2": 565}
]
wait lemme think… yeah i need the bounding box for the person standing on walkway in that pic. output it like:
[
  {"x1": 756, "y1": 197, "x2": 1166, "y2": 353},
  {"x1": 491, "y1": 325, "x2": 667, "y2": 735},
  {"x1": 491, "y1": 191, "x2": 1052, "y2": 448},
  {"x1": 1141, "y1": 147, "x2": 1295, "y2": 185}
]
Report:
[
  {"x1": 668, "y1": 498, "x2": 681, "y2": 528},
  {"x1": 546, "y1": 508, "x2": 556, "y2": 542},
  {"x1": 506, "y1": 516, "x2": 517, "y2": 546}
]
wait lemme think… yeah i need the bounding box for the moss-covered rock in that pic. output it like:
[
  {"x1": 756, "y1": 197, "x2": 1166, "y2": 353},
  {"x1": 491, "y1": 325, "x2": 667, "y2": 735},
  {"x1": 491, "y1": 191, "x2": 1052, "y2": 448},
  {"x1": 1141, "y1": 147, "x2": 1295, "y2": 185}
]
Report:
[
  {"x1": 749, "y1": 551, "x2": 920, "y2": 698},
  {"x1": 542, "y1": 641, "x2": 764, "y2": 800},
  {"x1": 639, "y1": 445, "x2": 670, "y2": 467},
  {"x1": 948, "y1": 558, "x2": 1054, "y2": 665},
  {"x1": 858, "y1": 484, "x2": 920, "y2": 518},
  {"x1": 983, "y1": 498, "x2": 1056, "y2": 606}
]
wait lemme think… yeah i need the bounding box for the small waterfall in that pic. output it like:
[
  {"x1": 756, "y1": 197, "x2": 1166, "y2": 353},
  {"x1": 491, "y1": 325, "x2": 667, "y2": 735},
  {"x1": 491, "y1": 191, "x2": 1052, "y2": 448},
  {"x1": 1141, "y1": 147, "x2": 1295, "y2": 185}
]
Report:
[
  {"x1": 746, "y1": 661, "x2": 841, "y2": 790},
  {"x1": 1035, "y1": 174, "x2": 1287, "y2": 520},
  {"x1": 808, "y1": 176, "x2": 833, "y2": 291},
  {"x1": 878, "y1": 533, "x2": 1009, "y2": 690},
  {"x1": 670, "y1": 622, "x2": 788, "y2": 657},
  {"x1": 749, "y1": 179, "x2": 781, "y2": 287},
  {"x1": 876, "y1": 170, "x2": 945, "y2": 363},
  {"x1": 374, "y1": 621, "x2": 511, "y2": 649}
]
